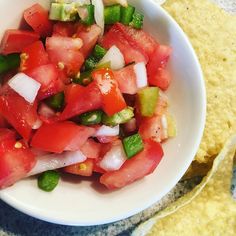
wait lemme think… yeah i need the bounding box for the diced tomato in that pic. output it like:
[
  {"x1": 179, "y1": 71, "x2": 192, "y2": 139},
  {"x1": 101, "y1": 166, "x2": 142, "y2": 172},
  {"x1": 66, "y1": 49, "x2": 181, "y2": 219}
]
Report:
[
  {"x1": 81, "y1": 139, "x2": 102, "y2": 159},
  {"x1": 0, "y1": 128, "x2": 15, "y2": 142},
  {"x1": 139, "y1": 116, "x2": 167, "y2": 143},
  {"x1": 46, "y1": 36, "x2": 83, "y2": 51},
  {"x1": 64, "y1": 159, "x2": 94, "y2": 177},
  {"x1": 53, "y1": 22, "x2": 76, "y2": 37},
  {"x1": 100, "y1": 139, "x2": 164, "y2": 189},
  {"x1": 93, "y1": 163, "x2": 106, "y2": 174},
  {"x1": 59, "y1": 81, "x2": 102, "y2": 121},
  {"x1": 0, "y1": 114, "x2": 10, "y2": 128},
  {"x1": 24, "y1": 4, "x2": 53, "y2": 37},
  {"x1": 76, "y1": 24, "x2": 102, "y2": 58},
  {"x1": 31, "y1": 121, "x2": 96, "y2": 153},
  {"x1": 149, "y1": 68, "x2": 171, "y2": 91},
  {"x1": 113, "y1": 23, "x2": 158, "y2": 57},
  {"x1": 0, "y1": 129, "x2": 36, "y2": 189},
  {"x1": 100, "y1": 24, "x2": 148, "y2": 64},
  {"x1": 46, "y1": 36, "x2": 84, "y2": 76},
  {"x1": 20, "y1": 41, "x2": 49, "y2": 72},
  {"x1": 26, "y1": 64, "x2": 64, "y2": 100},
  {"x1": 0, "y1": 85, "x2": 39, "y2": 140},
  {"x1": 0, "y1": 30, "x2": 40, "y2": 55},
  {"x1": 154, "y1": 93, "x2": 168, "y2": 116},
  {"x1": 147, "y1": 45, "x2": 172, "y2": 90},
  {"x1": 0, "y1": 70, "x2": 17, "y2": 85},
  {"x1": 92, "y1": 68, "x2": 127, "y2": 116},
  {"x1": 96, "y1": 136, "x2": 119, "y2": 144},
  {"x1": 113, "y1": 65, "x2": 138, "y2": 95},
  {"x1": 58, "y1": 69, "x2": 71, "y2": 85}
]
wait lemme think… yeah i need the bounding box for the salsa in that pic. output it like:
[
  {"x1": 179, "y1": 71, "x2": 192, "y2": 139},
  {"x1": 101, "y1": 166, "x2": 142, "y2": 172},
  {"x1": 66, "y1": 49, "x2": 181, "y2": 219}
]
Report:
[{"x1": 0, "y1": 0, "x2": 176, "y2": 191}]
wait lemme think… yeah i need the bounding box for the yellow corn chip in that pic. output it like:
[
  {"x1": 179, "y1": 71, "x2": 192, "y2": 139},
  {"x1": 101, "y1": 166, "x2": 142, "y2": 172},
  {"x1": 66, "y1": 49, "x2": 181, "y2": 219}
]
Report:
[
  {"x1": 133, "y1": 135, "x2": 236, "y2": 236},
  {"x1": 163, "y1": 0, "x2": 236, "y2": 164}
]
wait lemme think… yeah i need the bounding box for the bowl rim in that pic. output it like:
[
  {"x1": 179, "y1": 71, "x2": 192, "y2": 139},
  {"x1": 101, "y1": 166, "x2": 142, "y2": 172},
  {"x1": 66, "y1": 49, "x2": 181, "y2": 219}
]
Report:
[{"x1": 0, "y1": 0, "x2": 206, "y2": 226}]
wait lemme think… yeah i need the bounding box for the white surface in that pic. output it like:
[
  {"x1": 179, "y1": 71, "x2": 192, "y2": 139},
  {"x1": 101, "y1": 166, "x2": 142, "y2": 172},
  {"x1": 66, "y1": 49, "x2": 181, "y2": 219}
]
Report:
[
  {"x1": 0, "y1": 0, "x2": 206, "y2": 226},
  {"x1": 8, "y1": 73, "x2": 41, "y2": 104}
]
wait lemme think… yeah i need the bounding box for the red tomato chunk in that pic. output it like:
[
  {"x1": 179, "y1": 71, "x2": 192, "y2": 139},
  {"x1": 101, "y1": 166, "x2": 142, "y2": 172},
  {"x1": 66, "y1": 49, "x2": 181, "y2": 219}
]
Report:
[
  {"x1": 0, "y1": 30, "x2": 40, "y2": 55},
  {"x1": 0, "y1": 86, "x2": 39, "y2": 140},
  {"x1": 100, "y1": 140, "x2": 164, "y2": 189},
  {"x1": 0, "y1": 129, "x2": 36, "y2": 189},
  {"x1": 31, "y1": 122, "x2": 96, "y2": 153},
  {"x1": 24, "y1": 4, "x2": 53, "y2": 37}
]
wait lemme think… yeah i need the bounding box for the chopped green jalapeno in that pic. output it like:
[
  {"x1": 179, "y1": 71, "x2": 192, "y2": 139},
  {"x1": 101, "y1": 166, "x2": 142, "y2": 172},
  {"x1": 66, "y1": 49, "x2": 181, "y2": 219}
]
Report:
[
  {"x1": 79, "y1": 110, "x2": 103, "y2": 125},
  {"x1": 38, "y1": 170, "x2": 60, "y2": 192},
  {"x1": 45, "y1": 92, "x2": 65, "y2": 111},
  {"x1": 122, "y1": 133, "x2": 144, "y2": 159},
  {"x1": 138, "y1": 87, "x2": 159, "y2": 117},
  {"x1": 104, "y1": 5, "x2": 121, "y2": 24},
  {"x1": 120, "y1": 5, "x2": 135, "y2": 25},
  {"x1": 79, "y1": 4, "x2": 95, "y2": 25},
  {"x1": 93, "y1": 45, "x2": 107, "y2": 60},
  {"x1": 0, "y1": 54, "x2": 20, "y2": 74},
  {"x1": 85, "y1": 56, "x2": 98, "y2": 71},
  {"x1": 129, "y1": 11, "x2": 144, "y2": 29},
  {"x1": 73, "y1": 70, "x2": 93, "y2": 86},
  {"x1": 102, "y1": 107, "x2": 134, "y2": 126}
]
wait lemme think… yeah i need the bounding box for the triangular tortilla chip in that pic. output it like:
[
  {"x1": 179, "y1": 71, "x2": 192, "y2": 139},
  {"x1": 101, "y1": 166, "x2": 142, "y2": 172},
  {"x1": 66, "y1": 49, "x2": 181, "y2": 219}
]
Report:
[{"x1": 133, "y1": 135, "x2": 236, "y2": 235}]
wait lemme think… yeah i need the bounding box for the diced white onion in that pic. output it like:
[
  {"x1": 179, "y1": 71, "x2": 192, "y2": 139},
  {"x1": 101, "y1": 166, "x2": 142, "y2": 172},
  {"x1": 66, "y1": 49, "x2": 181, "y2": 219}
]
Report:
[
  {"x1": 161, "y1": 115, "x2": 168, "y2": 139},
  {"x1": 98, "y1": 45, "x2": 125, "y2": 70},
  {"x1": 99, "y1": 143, "x2": 126, "y2": 171},
  {"x1": 8, "y1": 73, "x2": 41, "y2": 104},
  {"x1": 134, "y1": 62, "x2": 148, "y2": 89},
  {"x1": 27, "y1": 150, "x2": 86, "y2": 176},
  {"x1": 95, "y1": 125, "x2": 119, "y2": 137},
  {"x1": 92, "y1": 0, "x2": 104, "y2": 35}
]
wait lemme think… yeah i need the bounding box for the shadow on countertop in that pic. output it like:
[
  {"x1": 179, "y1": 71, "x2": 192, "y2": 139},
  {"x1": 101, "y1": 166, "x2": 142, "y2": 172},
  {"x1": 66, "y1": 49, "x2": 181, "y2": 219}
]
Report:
[{"x1": 0, "y1": 200, "x2": 133, "y2": 236}]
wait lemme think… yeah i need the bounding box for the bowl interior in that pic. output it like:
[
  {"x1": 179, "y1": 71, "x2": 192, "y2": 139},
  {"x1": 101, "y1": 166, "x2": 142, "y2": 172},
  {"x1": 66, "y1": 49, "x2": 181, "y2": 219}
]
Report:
[{"x1": 0, "y1": 0, "x2": 206, "y2": 226}]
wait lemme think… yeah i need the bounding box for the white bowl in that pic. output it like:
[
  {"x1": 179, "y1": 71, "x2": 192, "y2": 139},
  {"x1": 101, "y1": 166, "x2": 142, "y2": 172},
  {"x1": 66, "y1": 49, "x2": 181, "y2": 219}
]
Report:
[{"x1": 0, "y1": 0, "x2": 206, "y2": 226}]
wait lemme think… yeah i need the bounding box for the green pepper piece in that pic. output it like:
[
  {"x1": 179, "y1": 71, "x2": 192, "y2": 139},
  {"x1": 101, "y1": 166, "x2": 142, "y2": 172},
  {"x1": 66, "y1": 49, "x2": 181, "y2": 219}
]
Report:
[
  {"x1": 93, "y1": 44, "x2": 107, "y2": 60},
  {"x1": 38, "y1": 170, "x2": 60, "y2": 192},
  {"x1": 129, "y1": 11, "x2": 144, "y2": 29},
  {"x1": 122, "y1": 133, "x2": 144, "y2": 159},
  {"x1": 79, "y1": 110, "x2": 103, "y2": 125},
  {"x1": 0, "y1": 54, "x2": 20, "y2": 74},
  {"x1": 102, "y1": 107, "x2": 134, "y2": 126},
  {"x1": 104, "y1": 5, "x2": 121, "y2": 24},
  {"x1": 79, "y1": 4, "x2": 95, "y2": 25},
  {"x1": 73, "y1": 70, "x2": 93, "y2": 86},
  {"x1": 138, "y1": 87, "x2": 159, "y2": 117},
  {"x1": 49, "y1": 3, "x2": 63, "y2": 20},
  {"x1": 45, "y1": 92, "x2": 65, "y2": 111},
  {"x1": 120, "y1": 4, "x2": 135, "y2": 25},
  {"x1": 85, "y1": 56, "x2": 98, "y2": 71}
]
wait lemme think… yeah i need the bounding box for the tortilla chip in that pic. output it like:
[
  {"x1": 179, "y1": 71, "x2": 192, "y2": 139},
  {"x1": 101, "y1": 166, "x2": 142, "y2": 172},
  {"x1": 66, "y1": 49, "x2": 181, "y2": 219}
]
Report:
[
  {"x1": 162, "y1": 0, "x2": 236, "y2": 164},
  {"x1": 132, "y1": 135, "x2": 236, "y2": 236}
]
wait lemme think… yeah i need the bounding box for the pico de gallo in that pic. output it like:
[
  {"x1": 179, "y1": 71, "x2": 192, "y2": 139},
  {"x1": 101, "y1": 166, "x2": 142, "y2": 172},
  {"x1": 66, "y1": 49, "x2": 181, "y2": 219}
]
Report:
[{"x1": 0, "y1": 0, "x2": 176, "y2": 191}]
